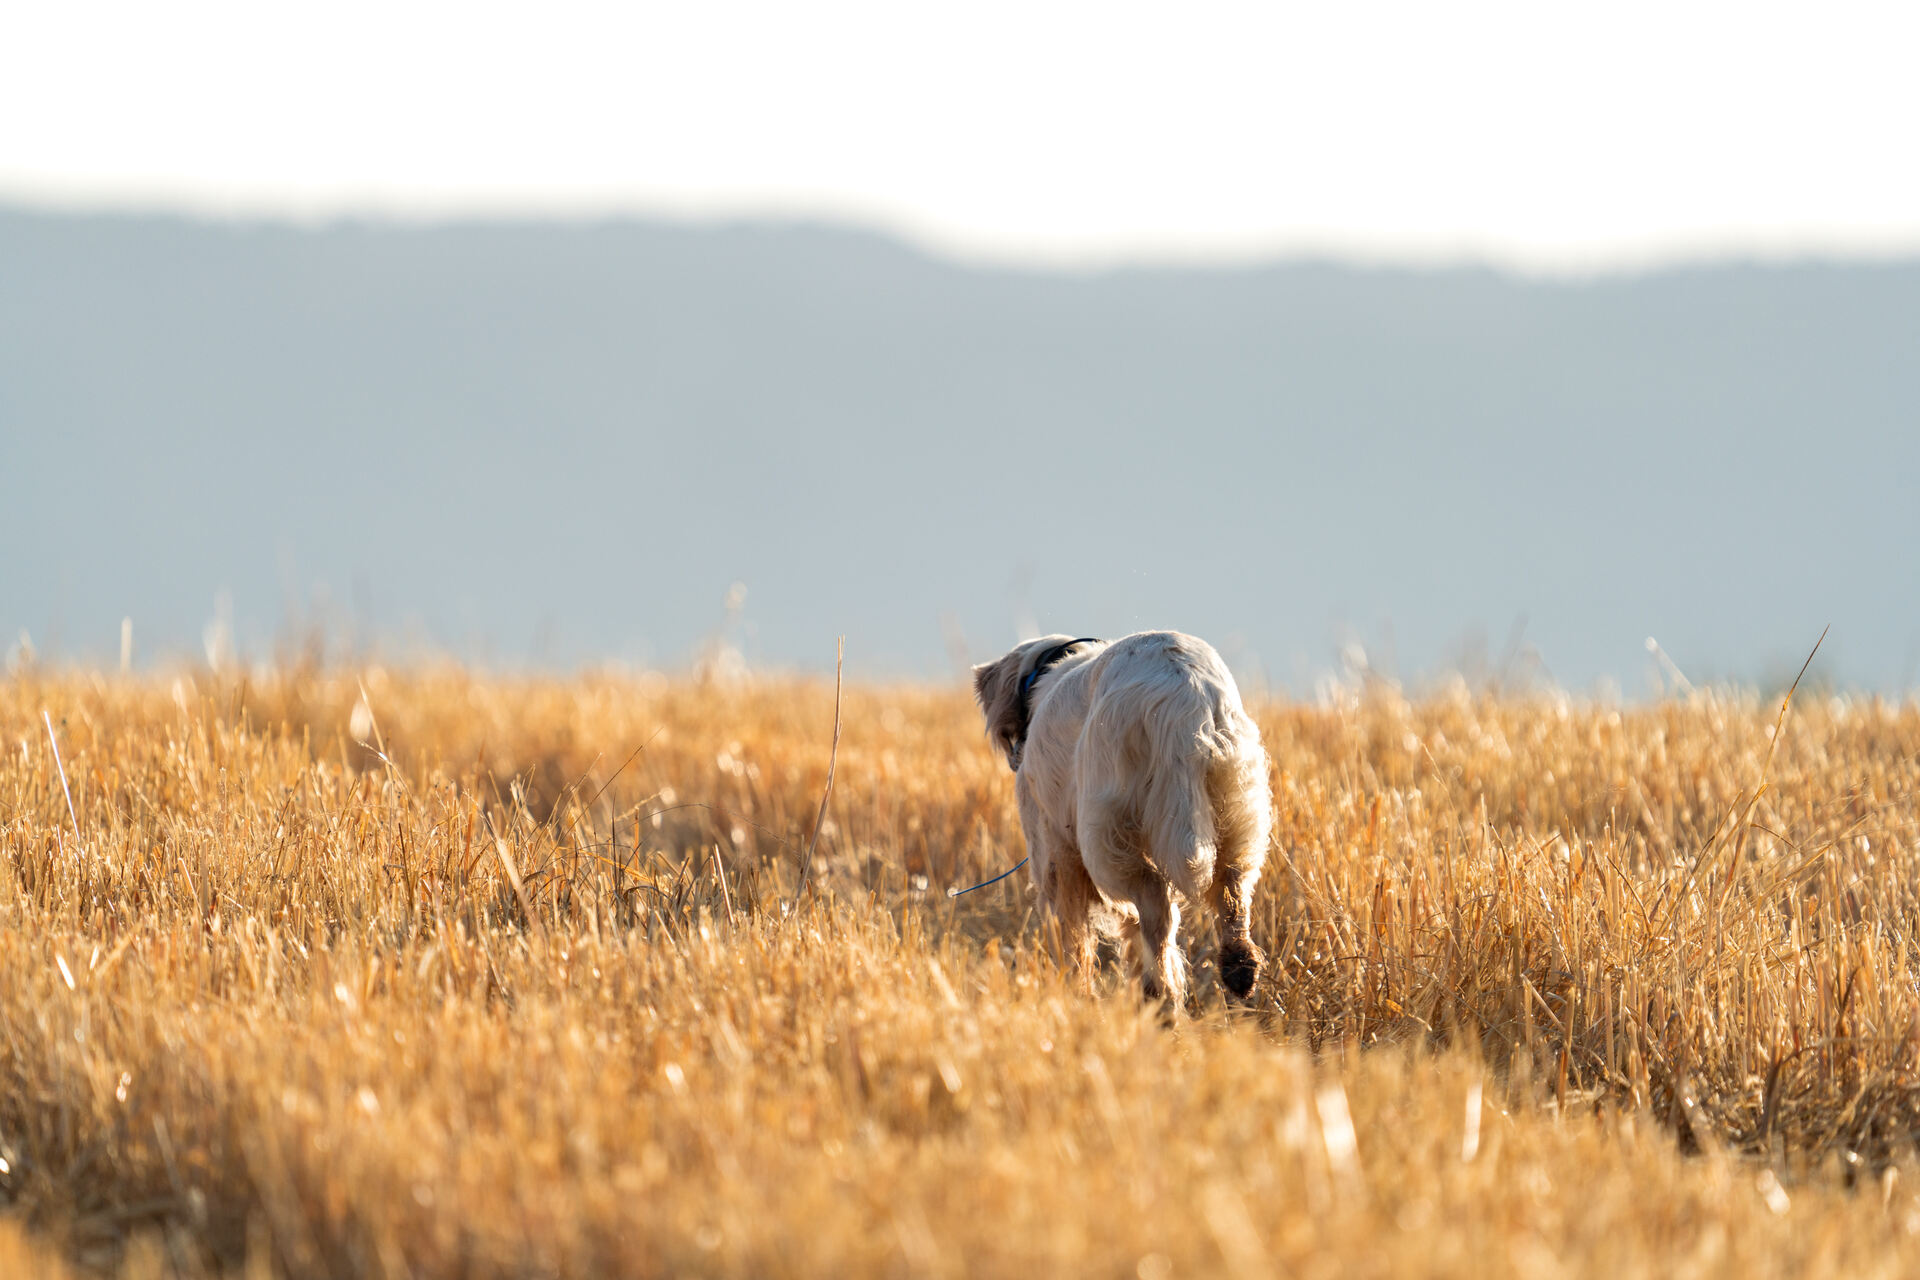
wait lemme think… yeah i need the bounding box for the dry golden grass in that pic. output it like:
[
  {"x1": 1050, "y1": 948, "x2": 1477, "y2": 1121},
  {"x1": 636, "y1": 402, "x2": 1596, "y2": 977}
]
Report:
[{"x1": 4, "y1": 665, "x2": 1920, "y2": 1277}]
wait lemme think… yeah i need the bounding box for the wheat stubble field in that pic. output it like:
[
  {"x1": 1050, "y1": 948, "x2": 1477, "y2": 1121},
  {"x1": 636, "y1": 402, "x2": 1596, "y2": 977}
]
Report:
[{"x1": 4, "y1": 666, "x2": 1920, "y2": 1278}]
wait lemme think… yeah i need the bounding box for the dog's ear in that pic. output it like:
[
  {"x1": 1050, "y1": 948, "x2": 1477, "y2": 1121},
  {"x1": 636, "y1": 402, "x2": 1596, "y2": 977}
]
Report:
[{"x1": 971, "y1": 651, "x2": 1025, "y2": 769}]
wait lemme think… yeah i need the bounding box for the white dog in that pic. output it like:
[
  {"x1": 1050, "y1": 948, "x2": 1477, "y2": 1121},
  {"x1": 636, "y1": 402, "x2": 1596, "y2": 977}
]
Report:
[{"x1": 972, "y1": 631, "x2": 1273, "y2": 1006}]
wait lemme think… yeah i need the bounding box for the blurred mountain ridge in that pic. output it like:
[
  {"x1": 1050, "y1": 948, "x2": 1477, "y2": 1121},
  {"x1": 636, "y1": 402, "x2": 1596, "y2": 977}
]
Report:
[{"x1": 4, "y1": 209, "x2": 1916, "y2": 692}]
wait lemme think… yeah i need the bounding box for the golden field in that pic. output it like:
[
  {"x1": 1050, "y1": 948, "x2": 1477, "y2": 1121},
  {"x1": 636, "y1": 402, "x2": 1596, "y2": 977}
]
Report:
[{"x1": 3, "y1": 664, "x2": 1920, "y2": 1277}]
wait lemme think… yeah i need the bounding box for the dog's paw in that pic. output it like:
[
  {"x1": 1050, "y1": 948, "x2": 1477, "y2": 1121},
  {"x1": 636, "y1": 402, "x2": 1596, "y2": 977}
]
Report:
[{"x1": 1219, "y1": 939, "x2": 1265, "y2": 1004}]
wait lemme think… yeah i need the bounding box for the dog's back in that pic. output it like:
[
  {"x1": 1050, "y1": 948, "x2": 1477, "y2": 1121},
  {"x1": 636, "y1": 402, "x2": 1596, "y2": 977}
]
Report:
[{"x1": 1075, "y1": 631, "x2": 1270, "y2": 904}]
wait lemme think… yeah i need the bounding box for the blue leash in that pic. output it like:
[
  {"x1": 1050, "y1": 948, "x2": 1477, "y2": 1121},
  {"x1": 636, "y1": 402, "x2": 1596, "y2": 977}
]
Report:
[{"x1": 947, "y1": 857, "x2": 1029, "y2": 898}]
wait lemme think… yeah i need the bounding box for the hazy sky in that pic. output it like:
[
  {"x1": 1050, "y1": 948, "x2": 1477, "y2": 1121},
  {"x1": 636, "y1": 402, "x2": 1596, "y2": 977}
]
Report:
[{"x1": 6, "y1": 1, "x2": 1920, "y2": 270}]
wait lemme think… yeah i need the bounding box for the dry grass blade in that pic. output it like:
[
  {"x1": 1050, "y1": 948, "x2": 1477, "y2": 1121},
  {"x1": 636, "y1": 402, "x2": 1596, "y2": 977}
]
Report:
[
  {"x1": 42, "y1": 708, "x2": 82, "y2": 851},
  {"x1": 794, "y1": 637, "x2": 845, "y2": 908}
]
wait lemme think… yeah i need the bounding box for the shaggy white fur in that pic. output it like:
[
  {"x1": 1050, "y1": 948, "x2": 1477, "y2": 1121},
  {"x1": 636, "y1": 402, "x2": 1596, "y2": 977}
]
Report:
[{"x1": 972, "y1": 631, "x2": 1273, "y2": 1007}]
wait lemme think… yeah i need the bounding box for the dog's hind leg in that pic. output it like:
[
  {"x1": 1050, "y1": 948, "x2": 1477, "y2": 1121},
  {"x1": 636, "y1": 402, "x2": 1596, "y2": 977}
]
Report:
[
  {"x1": 1126, "y1": 867, "x2": 1185, "y2": 1010},
  {"x1": 1207, "y1": 862, "x2": 1264, "y2": 1004},
  {"x1": 1082, "y1": 799, "x2": 1186, "y2": 1009},
  {"x1": 1206, "y1": 749, "x2": 1272, "y2": 1004}
]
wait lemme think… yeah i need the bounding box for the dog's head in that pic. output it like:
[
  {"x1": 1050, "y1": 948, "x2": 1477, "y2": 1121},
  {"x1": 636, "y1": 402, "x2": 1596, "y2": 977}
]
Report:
[{"x1": 971, "y1": 635, "x2": 1078, "y2": 772}]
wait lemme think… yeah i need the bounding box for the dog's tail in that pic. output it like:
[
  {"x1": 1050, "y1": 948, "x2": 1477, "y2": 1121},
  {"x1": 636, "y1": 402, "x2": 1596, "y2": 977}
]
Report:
[
  {"x1": 1145, "y1": 744, "x2": 1218, "y2": 898},
  {"x1": 1145, "y1": 701, "x2": 1269, "y2": 900}
]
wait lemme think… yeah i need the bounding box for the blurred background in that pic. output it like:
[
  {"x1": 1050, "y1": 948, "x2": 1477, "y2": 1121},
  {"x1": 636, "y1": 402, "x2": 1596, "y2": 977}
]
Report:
[{"x1": 4, "y1": 1, "x2": 1918, "y2": 694}]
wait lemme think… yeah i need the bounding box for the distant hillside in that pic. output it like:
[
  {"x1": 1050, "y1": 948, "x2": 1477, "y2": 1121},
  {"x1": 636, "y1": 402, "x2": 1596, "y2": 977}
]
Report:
[{"x1": 4, "y1": 209, "x2": 1917, "y2": 690}]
